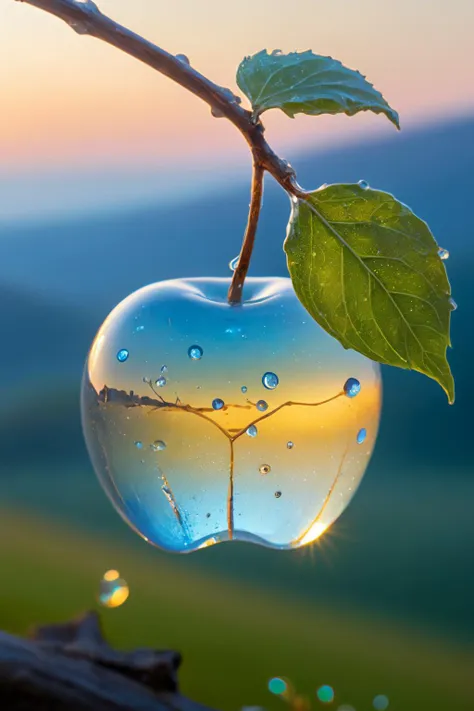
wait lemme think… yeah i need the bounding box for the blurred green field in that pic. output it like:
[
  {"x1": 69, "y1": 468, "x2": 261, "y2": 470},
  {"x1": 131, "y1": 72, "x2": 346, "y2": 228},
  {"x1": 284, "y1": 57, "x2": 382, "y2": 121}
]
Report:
[{"x1": 0, "y1": 508, "x2": 472, "y2": 711}]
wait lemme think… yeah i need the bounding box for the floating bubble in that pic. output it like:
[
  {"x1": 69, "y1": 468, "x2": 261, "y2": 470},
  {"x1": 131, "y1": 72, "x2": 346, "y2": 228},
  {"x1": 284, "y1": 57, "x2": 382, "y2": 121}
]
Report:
[
  {"x1": 256, "y1": 400, "x2": 268, "y2": 412},
  {"x1": 317, "y1": 685, "x2": 335, "y2": 703},
  {"x1": 134, "y1": 441, "x2": 143, "y2": 449},
  {"x1": 438, "y1": 248, "x2": 449, "y2": 260},
  {"x1": 156, "y1": 377, "x2": 167, "y2": 388},
  {"x1": 246, "y1": 425, "x2": 258, "y2": 438},
  {"x1": 229, "y1": 256, "x2": 239, "y2": 272},
  {"x1": 98, "y1": 569, "x2": 129, "y2": 608},
  {"x1": 241, "y1": 385, "x2": 248, "y2": 393},
  {"x1": 344, "y1": 377, "x2": 361, "y2": 398},
  {"x1": 188, "y1": 345, "x2": 203, "y2": 360},
  {"x1": 151, "y1": 440, "x2": 166, "y2": 451},
  {"x1": 212, "y1": 398, "x2": 225, "y2": 410},
  {"x1": 268, "y1": 677, "x2": 287, "y2": 695},
  {"x1": 116, "y1": 349, "x2": 129, "y2": 362},
  {"x1": 274, "y1": 491, "x2": 282, "y2": 498},
  {"x1": 287, "y1": 441, "x2": 294, "y2": 449},
  {"x1": 262, "y1": 372, "x2": 279, "y2": 390},
  {"x1": 358, "y1": 179, "x2": 369, "y2": 190},
  {"x1": 259, "y1": 464, "x2": 271, "y2": 475},
  {"x1": 373, "y1": 695, "x2": 389, "y2": 710},
  {"x1": 357, "y1": 427, "x2": 367, "y2": 444}
]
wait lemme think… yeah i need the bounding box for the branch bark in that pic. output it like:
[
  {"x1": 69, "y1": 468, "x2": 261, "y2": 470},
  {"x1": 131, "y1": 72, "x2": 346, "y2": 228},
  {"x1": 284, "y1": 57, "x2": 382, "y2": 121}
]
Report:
[
  {"x1": 15, "y1": 0, "x2": 303, "y2": 304},
  {"x1": 0, "y1": 611, "x2": 216, "y2": 711}
]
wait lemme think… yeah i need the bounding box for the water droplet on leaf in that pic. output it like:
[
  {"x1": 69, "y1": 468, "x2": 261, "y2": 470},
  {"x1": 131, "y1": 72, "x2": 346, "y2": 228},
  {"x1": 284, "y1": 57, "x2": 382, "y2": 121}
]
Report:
[
  {"x1": 358, "y1": 180, "x2": 369, "y2": 190},
  {"x1": 449, "y1": 297, "x2": 458, "y2": 311},
  {"x1": 438, "y1": 248, "x2": 449, "y2": 260}
]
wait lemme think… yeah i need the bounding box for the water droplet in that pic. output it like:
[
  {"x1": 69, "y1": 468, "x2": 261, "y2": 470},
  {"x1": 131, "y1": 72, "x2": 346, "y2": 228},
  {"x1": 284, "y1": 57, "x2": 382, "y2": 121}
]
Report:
[
  {"x1": 142, "y1": 376, "x2": 151, "y2": 384},
  {"x1": 268, "y1": 677, "x2": 287, "y2": 695},
  {"x1": 176, "y1": 53, "x2": 190, "y2": 64},
  {"x1": 271, "y1": 49, "x2": 283, "y2": 56},
  {"x1": 116, "y1": 349, "x2": 129, "y2": 362},
  {"x1": 155, "y1": 377, "x2": 167, "y2": 388},
  {"x1": 438, "y1": 247, "x2": 449, "y2": 260},
  {"x1": 357, "y1": 427, "x2": 367, "y2": 444},
  {"x1": 160, "y1": 365, "x2": 168, "y2": 373},
  {"x1": 151, "y1": 440, "x2": 166, "y2": 451},
  {"x1": 241, "y1": 385, "x2": 248, "y2": 394},
  {"x1": 134, "y1": 441, "x2": 143, "y2": 449},
  {"x1": 188, "y1": 345, "x2": 203, "y2": 360},
  {"x1": 317, "y1": 685, "x2": 334, "y2": 703},
  {"x1": 212, "y1": 398, "x2": 225, "y2": 410},
  {"x1": 358, "y1": 179, "x2": 369, "y2": 190},
  {"x1": 229, "y1": 256, "x2": 239, "y2": 272},
  {"x1": 206, "y1": 512, "x2": 211, "y2": 518},
  {"x1": 274, "y1": 491, "x2": 282, "y2": 498},
  {"x1": 287, "y1": 441, "x2": 294, "y2": 449},
  {"x1": 344, "y1": 377, "x2": 361, "y2": 398},
  {"x1": 256, "y1": 400, "x2": 268, "y2": 412},
  {"x1": 449, "y1": 297, "x2": 458, "y2": 311},
  {"x1": 259, "y1": 464, "x2": 271, "y2": 475},
  {"x1": 211, "y1": 106, "x2": 225, "y2": 118},
  {"x1": 373, "y1": 695, "x2": 389, "y2": 711},
  {"x1": 98, "y1": 570, "x2": 129, "y2": 608},
  {"x1": 246, "y1": 425, "x2": 258, "y2": 437},
  {"x1": 262, "y1": 371, "x2": 279, "y2": 390}
]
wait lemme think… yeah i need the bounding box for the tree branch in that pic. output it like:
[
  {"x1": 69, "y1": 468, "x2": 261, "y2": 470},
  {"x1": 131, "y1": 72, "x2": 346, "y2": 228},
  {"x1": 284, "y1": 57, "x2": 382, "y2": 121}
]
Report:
[
  {"x1": 15, "y1": 0, "x2": 302, "y2": 302},
  {"x1": 228, "y1": 159, "x2": 264, "y2": 303}
]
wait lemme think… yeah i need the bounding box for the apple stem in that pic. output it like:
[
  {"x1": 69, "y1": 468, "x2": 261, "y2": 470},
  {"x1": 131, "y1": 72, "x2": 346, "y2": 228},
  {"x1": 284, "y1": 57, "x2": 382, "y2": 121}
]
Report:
[
  {"x1": 227, "y1": 160, "x2": 264, "y2": 304},
  {"x1": 16, "y1": 0, "x2": 307, "y2": 292}
]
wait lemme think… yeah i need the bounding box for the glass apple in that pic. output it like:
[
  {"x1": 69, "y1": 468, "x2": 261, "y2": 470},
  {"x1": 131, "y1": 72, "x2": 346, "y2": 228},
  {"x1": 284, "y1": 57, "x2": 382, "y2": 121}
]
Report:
[{"x1": 81, "y1": 277, "x2": 381, "y2": 553}]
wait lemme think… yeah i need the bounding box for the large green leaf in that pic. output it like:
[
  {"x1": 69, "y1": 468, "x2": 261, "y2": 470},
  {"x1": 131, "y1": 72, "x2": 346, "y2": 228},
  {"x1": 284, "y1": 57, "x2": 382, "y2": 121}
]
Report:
[
  {"x1": 284, "y1": 183, "x2": 455, "y2": 402},
  {"x1": 236, "y1": 50, "x2": 399, "y2": 128}
]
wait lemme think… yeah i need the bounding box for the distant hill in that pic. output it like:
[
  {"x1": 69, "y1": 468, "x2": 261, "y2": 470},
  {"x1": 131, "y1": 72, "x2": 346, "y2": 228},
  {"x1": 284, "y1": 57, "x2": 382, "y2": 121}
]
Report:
[{"x1": 0, "y1": 115, "x2": 472, "y2": 316}]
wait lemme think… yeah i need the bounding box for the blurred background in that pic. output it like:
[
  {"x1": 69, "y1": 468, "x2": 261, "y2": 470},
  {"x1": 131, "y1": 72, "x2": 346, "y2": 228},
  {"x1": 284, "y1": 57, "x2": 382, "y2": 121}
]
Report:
[{"x1": 0, "y1": 1, "x2": 473, "y2": 709}]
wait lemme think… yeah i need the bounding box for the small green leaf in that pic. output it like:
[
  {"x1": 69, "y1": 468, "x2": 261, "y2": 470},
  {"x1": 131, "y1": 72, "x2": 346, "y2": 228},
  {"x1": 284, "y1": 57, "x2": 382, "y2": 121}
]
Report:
[
  {"x1": 236, "y1": 49, "x2": 399, "y2": 128},
  {"x1": 284, "y1": 183, "x2": 455, "y2": 402}
]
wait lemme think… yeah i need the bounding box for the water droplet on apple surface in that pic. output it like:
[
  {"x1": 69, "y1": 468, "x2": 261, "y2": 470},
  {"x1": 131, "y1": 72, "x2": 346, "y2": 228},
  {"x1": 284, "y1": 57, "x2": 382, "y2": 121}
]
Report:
[
  {"x1": 82, "y1": 277, "x2": 381, "y2": 553},
  {"x1": 344, "y1": 377, "x2": 361, "y2": 398},
  {"x1": 229, "y1": 256, "x2": 239, "y2": 272},
  {"x1": 188, "y1": 345, "x2": 203, "y2": 360},
  {"x1": 262, "y1": 371, "x2": 279, "y2": 390}
]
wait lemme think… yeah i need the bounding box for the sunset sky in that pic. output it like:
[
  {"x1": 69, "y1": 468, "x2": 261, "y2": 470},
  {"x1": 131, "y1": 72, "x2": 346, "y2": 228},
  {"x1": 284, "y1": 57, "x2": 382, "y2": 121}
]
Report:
[{"x1": 1, "y1": 0, "x2": 473, "y2": 220}]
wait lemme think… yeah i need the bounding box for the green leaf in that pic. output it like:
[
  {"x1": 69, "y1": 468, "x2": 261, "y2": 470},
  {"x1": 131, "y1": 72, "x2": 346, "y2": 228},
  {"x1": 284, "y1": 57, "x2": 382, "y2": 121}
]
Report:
[
  {"x1": 284, "y1": 183, "x2": 455, "y2": 402},
  {"x1": 236, "y1": 49, "x2": 399, "y2": 128}
]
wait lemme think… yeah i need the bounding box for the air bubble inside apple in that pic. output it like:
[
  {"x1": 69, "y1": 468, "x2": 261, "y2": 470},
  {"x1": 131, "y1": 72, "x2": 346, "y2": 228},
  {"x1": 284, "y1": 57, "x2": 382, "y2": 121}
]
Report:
[{"x1": 81, "y1": 277, "x2": 381, "y2": 553}]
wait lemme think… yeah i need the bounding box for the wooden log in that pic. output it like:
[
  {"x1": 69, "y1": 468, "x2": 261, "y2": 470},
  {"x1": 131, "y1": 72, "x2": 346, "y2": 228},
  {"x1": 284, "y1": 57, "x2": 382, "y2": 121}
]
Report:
[{"x1": 0, "y1": 611, "x2": 216, "y2": 710}]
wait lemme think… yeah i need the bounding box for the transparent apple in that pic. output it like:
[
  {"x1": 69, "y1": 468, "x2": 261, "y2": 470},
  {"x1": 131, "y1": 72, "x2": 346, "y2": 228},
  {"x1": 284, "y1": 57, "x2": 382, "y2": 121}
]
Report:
[{"x1": 81, "y1": 277, "x2": 381, "y2": 553}]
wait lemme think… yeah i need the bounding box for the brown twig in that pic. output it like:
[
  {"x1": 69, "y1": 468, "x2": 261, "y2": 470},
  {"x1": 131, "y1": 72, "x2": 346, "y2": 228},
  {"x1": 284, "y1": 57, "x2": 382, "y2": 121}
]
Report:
[
  {"x1": 228, "y1": 160, "x2": 265, "y2": 303},
  {"x1": 15, "y1": 0, "x2": 303, "y2": 303}
]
